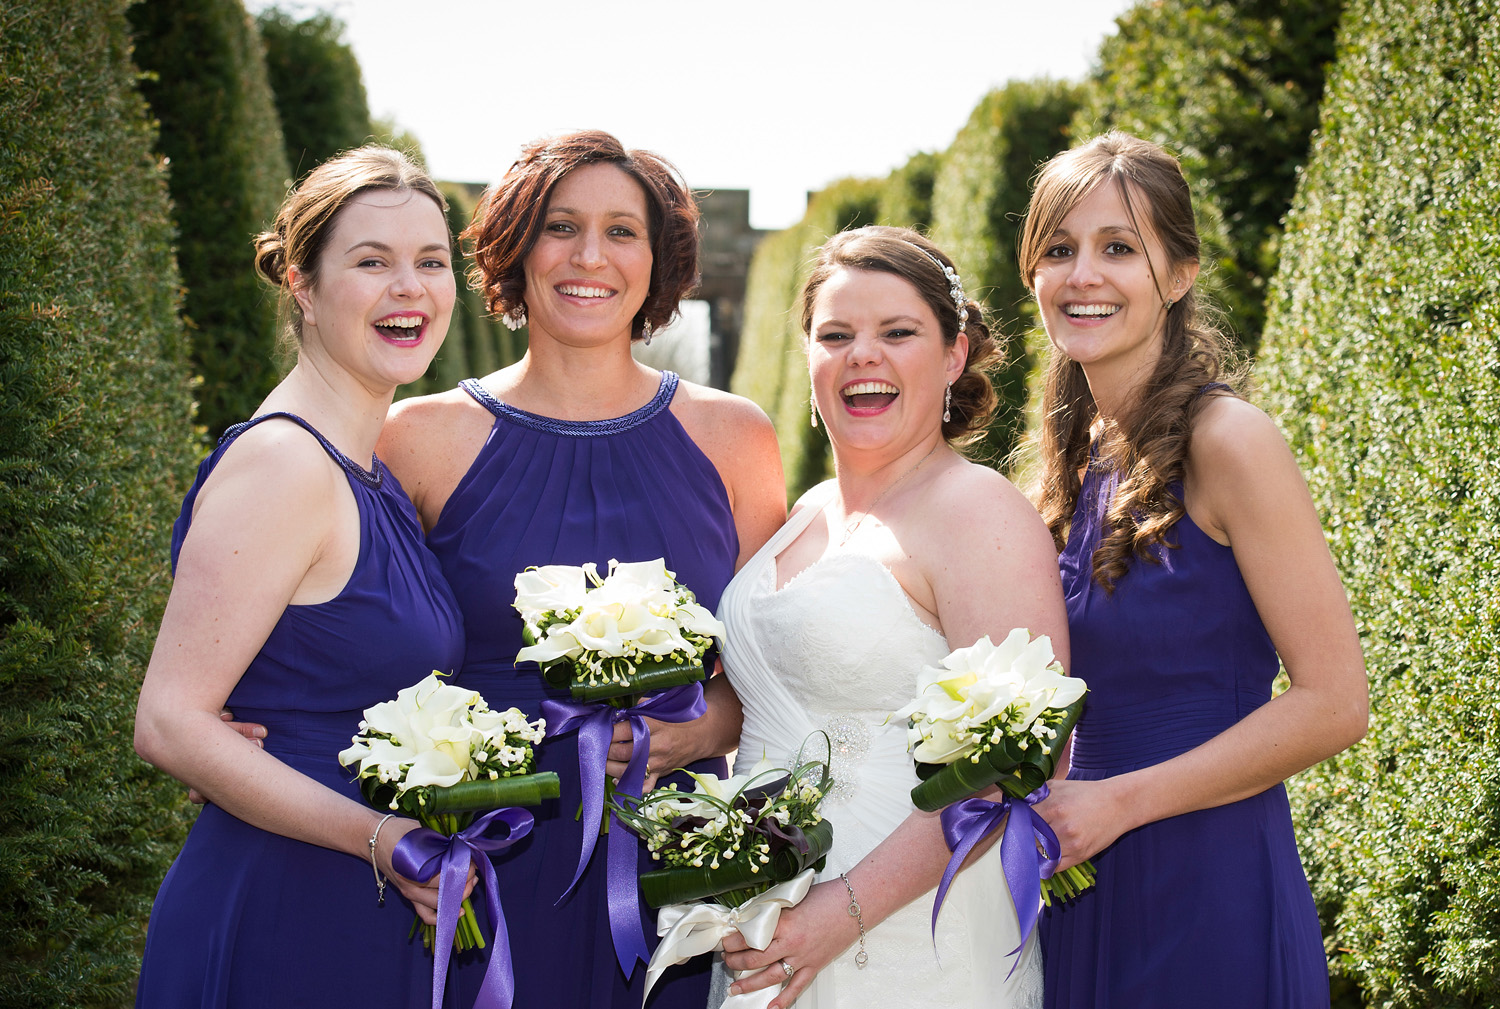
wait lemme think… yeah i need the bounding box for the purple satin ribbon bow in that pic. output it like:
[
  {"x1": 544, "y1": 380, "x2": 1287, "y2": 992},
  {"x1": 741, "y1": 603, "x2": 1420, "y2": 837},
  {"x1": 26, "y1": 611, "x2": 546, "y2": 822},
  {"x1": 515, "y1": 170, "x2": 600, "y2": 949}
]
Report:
[
  {"x1": 392, "y1": 806, "x2": 534, "y2": 1009},
  {"x1": 540, "y1": 681, "x2": 707, "y2": 976},
  {"x1": 933, "y1": 785, "x2": 1059, "y2": 977}
]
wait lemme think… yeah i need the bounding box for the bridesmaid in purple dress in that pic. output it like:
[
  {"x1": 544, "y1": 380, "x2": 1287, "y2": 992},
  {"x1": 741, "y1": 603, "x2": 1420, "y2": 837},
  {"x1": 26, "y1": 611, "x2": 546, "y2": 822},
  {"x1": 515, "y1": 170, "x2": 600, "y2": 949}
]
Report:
[
  {"x1": 134, "y1": 148, "x2": 467, "y2": 1006},
  {"x1": 377, "y1": 131, "x2": 786, "y2": 1007},
  {"x1": 1021, "y1": 133, "x2": 1369, "y2": 1007}
]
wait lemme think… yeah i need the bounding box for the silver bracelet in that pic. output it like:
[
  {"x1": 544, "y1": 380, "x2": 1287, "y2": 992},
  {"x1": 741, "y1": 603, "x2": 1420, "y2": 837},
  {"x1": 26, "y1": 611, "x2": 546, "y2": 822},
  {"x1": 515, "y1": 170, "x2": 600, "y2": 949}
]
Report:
[
  {"x1": 369, "y1": 813, "x2": 397, "y2": 906},
  {"x1": 839, "y1": 872, "x2": 868, "y2": 968}
]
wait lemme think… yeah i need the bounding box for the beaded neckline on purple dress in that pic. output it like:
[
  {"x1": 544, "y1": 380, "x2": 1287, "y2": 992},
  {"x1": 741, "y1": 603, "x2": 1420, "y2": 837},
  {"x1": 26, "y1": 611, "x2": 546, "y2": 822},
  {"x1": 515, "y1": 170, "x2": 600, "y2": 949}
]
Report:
[
  {"x1": 459, "y1": 371, "x2": 679, "y2": 438},
  {"x1": 219, "y1": 411, "x2": 383, "y2": 488}
]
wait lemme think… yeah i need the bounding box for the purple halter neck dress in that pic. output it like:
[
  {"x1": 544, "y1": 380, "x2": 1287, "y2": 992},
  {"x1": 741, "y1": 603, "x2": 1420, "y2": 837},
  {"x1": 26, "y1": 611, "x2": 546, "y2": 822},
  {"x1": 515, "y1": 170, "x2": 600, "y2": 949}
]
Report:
[
  {"x1": 136, "y1": 413, "x2": 465, "y2": 1008},
  {"x1": 426, "y1": 372, "x2": 738, "y2": 1008},
  {"x1": 1039, "y1": 459, "x2": 1329, "y2": 1008}
]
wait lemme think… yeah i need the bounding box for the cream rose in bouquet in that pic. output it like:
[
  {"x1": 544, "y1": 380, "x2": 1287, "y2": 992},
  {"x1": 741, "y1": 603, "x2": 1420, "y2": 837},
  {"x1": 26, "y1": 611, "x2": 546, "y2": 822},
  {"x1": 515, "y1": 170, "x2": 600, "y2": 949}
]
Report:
[
  {"x1": 339, "y1": 673, "x2": 559, "y2": 1008},
  {"x1": 609, "y1": 748, "x2": 833, "y2": 1007},
  {"x1": 891, "y1": 630, "x2": 1092, "y2": 972}
]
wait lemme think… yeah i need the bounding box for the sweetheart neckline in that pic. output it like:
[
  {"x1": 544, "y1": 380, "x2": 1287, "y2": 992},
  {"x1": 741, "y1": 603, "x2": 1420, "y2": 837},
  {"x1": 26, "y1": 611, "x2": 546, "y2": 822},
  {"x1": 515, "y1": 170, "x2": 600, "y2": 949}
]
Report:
[{"x1": 768, "y1": 549, "x2": 949, "y2": 643}]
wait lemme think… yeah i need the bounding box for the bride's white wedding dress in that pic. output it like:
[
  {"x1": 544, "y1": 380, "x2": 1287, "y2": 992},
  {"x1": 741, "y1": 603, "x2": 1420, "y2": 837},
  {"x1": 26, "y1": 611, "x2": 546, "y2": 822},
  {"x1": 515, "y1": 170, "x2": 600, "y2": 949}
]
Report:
[{"x1": 715, "y1": 490, "x2": 1043, "y2": 1009}]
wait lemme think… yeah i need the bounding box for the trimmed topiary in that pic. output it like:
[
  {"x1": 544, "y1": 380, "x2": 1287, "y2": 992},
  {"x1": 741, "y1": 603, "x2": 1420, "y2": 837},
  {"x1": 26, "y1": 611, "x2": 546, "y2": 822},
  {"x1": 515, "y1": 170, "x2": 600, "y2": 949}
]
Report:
[
  {"x1": 1256, "y1": 1, "x2": 1500, "y2": 1004},
  {"x1": 130, "y1": 0, "x2": 293, "y2": 439},
  {"x1": 256, "y1": 7, "x2": 374, "y2": 179},
  {"x1": 0, "y1": 1, "x2": 200, "y2": 1003}
]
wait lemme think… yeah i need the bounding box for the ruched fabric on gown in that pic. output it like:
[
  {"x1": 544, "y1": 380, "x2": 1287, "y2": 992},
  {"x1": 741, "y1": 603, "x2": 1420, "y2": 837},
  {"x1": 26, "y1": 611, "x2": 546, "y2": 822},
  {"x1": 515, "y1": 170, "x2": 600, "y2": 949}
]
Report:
[
  {"x1": 425, "y1": 372, "x2": 738, "y2": 1009},
  {"x1": 1039, "y1": 461, "x2": 1329, "y2": 1008},
  {"x1": 135, "y1": 413, "x2": 466, "y2": 1008},
  {"x1": 718, "y1": 486, "x2": 1043, "y2": 1009}
]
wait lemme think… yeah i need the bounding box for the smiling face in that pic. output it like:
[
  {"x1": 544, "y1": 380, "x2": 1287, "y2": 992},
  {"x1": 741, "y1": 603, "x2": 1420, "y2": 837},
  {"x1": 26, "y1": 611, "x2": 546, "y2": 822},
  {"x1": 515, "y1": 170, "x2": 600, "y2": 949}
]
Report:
[
  {"x1": 1032, "y1": 180, "x2": 1196, "y2": 395},
  {"x1": 522, "y1": 162, "x2": 654, "y2": 348},
  {"x1": 808, "y1": 266, "x2": 966, "y2": 458},
  {"x1": 292, "y1": 188, "x2": 454, "y2": 391}
]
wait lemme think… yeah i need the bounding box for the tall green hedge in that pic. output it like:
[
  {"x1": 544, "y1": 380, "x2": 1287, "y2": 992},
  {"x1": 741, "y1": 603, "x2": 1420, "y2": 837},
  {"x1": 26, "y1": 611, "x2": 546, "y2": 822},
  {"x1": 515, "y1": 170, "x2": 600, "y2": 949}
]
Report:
[
  {"x1": 1256, "y1": 1, "x2": 1500, "y2": 1004},
  {"x1": 256, "y1": 8, "x2": 373, "y2": 178},
  {"x1": 0, "y1": 2, "x2": 200, "y2": 1004},
  {"x1": 130, "y1": 0, "x2": 292, "y2": 439},
  {"x1": 1073, "y1": 0, "x2": 1342, "y2": 349},
  {"x1": 930, "y1": 79, "x2": 1080, "y2": 467},
  {"x1": 732, "y1": 177, "x2": 883, "y2": 499},
  {"x1": 400, "y1": 182, "x2": 521, "y2": 398}
]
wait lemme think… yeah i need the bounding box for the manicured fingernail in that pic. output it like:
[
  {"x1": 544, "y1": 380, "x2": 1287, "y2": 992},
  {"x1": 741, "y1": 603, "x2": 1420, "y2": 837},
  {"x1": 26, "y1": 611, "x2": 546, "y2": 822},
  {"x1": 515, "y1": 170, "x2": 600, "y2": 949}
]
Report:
[{"x1": 728, "y1": 986, "x2": 740, "y2": 996}]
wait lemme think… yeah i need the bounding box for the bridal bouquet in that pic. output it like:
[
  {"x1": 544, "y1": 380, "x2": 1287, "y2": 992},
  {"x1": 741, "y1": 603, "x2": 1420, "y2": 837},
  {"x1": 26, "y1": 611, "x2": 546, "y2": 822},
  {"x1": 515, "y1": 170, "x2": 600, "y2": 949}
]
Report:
[
  {"x1": 339, "y1": 672, "x2": 560, "y2": 1009},
  {"x1": 892, "y1": 630, "x2": 1092, "y2": 971},
  {"x1": 609, "y1": 747, "x2": 834, "y2": 1006}
]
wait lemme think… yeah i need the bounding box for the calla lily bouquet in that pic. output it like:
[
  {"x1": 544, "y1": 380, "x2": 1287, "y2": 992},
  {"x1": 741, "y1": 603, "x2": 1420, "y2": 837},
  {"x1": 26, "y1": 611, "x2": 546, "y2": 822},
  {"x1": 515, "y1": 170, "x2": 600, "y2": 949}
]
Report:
[
  {"x1": 892, "y1": 629, "x2": 1095, "y2": 903},
  {"x1": 338, "y1": 672, "x2": 560, "y2": 950},
  {"x1": 608, "y1": 748, "x2": 834, "y2": 1004},
  {"x1": 513, "y1": 559, "x2": 725, "y2": 702}
]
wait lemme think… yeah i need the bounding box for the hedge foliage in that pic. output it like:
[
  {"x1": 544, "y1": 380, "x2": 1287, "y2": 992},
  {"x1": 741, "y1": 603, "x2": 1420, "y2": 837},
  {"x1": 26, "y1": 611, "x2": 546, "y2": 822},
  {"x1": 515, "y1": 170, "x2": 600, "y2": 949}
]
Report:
[
  {"x1": 731, "y1": 177, "x2": 883, "y2": 496},
  {"x1": 929, "y1": 79, "x2": 1079, "y2": 467},
  {"x1": 256, "y1": 8, "x2": 373, "y2": 179},
  {"x1": 0, "y1": 2, "x2": 200, "y2": 1004},
  {"x1": 400, "y1": 183, "x2": 522, "y2": 398},
  {"x1": 129, "y1": 0, "x2": 292, "y2": 438},
  {"x1": 1255, "y1": 0, "x2": 1500, "y2": 1004},
  {"x1": 1073, "y1": 0, "x2": 1342, "y2": 349}
]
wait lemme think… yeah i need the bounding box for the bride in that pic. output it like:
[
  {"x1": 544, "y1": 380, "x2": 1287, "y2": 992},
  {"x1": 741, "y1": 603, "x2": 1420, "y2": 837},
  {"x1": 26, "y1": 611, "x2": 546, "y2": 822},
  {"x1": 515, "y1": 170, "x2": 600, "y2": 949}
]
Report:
[{"x1": 716, "y1": 227, "x2": 1067, "y2": 1008}]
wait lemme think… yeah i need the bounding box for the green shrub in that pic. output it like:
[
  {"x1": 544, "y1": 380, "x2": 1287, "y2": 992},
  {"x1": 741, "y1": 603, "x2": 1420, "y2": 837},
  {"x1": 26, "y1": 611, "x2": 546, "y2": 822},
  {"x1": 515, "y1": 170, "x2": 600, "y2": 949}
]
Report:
[
  {"x1": 930, "y1": 79, "x2": 1080, "y2": 468},
  {"x1": 1073, "y1": 0, "x2": 1342, "y2": 350},
  {"x1": 129, "y1": 0, "x2": 292, "y2": 438},
  {"x1": 878, "y1": 150, "x2": 940, "y2": 232},
  {"x1": 1256, "y1": 1, "x2": 1500, "y2": 1004},
  {"x1": 0, "y1": 2, "x2": 200, "y2": 1004},
  {"x1": 256, "y1": 8, "x2": 373, "y2": 178}
]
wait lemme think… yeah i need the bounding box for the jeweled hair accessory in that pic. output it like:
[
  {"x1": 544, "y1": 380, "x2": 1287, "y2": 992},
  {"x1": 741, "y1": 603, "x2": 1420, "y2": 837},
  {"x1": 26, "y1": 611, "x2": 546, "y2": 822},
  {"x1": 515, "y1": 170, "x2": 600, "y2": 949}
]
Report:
[{"x1": 910, "y1": 244, "x2": 970, "y2": 333}]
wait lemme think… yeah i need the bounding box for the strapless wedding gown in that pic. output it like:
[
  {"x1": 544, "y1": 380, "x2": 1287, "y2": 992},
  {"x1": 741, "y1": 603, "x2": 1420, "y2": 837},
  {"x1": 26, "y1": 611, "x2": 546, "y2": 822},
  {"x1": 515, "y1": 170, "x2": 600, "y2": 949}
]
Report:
[{"x1": 716, "y1": 490, "x2": 1043, "y2": 1009}]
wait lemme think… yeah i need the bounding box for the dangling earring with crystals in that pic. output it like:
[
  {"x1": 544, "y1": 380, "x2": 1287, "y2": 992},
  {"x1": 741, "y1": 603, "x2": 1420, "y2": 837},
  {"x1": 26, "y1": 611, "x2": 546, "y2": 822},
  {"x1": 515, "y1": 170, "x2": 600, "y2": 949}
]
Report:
[
  {"x1": 943, "y1": 382, "x2": 953, "y2": 424},
  {"x1": 641, "y1": 319, "x2": 654, "y2": 346},
  {"x1": 501, "y1": 303, "x2": 527, "y2": 331},
  {"x1": 810, "y1": 394, "x2": 819, "y2": 429}
]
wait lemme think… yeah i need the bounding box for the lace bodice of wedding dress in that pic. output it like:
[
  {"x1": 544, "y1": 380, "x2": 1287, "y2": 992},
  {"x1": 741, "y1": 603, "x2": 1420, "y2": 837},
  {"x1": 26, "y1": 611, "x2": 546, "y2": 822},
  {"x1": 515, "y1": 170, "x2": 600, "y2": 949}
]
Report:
[{"x1": 716, "y1": 491, "x2": 1043, "y2": 1009}]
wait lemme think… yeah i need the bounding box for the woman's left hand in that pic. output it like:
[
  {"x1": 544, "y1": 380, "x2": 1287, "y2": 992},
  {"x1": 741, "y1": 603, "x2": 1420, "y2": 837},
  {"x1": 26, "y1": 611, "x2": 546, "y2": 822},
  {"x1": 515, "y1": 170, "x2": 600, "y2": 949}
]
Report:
[
  {"x1": 719, "y1": 879, "x2": 859, "y2": 1008},
  {"x1": 605, "y1": 670, "x2": 742, "y2": 790}
]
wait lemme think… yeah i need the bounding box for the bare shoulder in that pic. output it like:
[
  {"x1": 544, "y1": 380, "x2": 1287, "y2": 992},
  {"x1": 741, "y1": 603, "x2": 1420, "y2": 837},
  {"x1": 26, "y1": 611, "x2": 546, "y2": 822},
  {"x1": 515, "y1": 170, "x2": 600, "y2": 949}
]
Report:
[
  {"x1": 187, "y1": 418, "x2": 343, "y2": 548},
  {"x1": 921, "y1": 457, "x2": 1054, "y2": 553},
  {"x1": 379, "y1": 385, "x2": 496, "y2": 523},
  {"x1": 669, "y1": 379, "x2": 778, "y2": 458},
  {"x1": 1187, "y1": 394, "x2": 1309, "y2": 540},
  {"x1": 1189, "y1": 394, "x2": 1291, "y2": 476}
]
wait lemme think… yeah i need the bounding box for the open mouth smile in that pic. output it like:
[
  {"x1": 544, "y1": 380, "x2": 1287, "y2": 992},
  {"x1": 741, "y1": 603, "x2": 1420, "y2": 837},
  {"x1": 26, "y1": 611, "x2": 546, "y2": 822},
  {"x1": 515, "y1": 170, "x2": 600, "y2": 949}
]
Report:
[
  {"x1": 373, "y1": 313, "x2": 426, "y2": 343},
  {"x1": 1063, "y1": 303, "x2": 1120, "y2": 320},
  {"x1": 841, "y1": 379, "x2": 899, "y2": 411}
]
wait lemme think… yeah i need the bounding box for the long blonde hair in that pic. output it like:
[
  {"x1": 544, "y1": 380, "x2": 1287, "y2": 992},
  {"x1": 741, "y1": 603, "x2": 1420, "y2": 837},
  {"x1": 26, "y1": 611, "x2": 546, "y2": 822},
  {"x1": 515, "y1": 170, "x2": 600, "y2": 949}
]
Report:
[{"x1": 1019, "y1": 132, "x2": 1238, "y2": 591}]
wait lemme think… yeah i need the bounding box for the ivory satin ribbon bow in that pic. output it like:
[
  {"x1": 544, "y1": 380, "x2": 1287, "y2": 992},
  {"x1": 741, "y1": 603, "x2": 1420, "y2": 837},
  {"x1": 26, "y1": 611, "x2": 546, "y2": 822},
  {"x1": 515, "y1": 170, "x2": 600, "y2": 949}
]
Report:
[{"x1": 643, "y1": 868, "x2": 817, "y2": 1004}]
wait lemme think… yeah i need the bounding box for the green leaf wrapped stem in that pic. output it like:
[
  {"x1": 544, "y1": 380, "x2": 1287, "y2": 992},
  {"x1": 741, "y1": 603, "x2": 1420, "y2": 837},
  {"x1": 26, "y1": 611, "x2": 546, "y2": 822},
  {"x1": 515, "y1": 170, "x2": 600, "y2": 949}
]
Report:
[
  {"x1": 638, "y1": 818, "x2": 834, "y2": 908},
  {"x1": 547, "y1": 660, "x2": 706, "y2": 702},
  {"x1": 417, "y1": 772, "x2": 561, "y2": 815}
]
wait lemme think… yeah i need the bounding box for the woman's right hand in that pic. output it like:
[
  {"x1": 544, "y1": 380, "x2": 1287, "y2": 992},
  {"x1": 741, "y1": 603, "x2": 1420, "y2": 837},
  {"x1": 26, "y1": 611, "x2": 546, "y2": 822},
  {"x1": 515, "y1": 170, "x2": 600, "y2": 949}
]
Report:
[{"x1": 187, "y1": 711, "x2": 266, "y2": 805}]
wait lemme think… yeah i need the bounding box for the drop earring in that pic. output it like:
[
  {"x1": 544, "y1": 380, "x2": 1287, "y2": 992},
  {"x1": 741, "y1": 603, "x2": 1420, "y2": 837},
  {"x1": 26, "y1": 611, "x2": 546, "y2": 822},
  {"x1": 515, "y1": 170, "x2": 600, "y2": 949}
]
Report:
[
  {"x1": 641, "y1": 320, "x2": 654, "y2": 346},
  {"x1": 942, "y1": 382, "x2": 952, "y2": 424}
]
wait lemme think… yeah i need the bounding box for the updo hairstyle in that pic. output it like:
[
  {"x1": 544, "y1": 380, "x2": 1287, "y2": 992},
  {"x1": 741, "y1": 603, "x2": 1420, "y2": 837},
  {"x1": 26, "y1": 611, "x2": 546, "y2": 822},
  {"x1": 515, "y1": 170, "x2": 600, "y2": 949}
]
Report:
[
  {"x1": 463, "y1": 130, "x2": 700, "y2": 341},
  {"x1": 1018, "y1": 131, "x2": 1238, "y2": 590},
  {"x1": 253, "y1": 145, "x2": 447, "y2": 347},
  {"x1": 798, "y1": 226, "x2": 999, "y2": 446}
]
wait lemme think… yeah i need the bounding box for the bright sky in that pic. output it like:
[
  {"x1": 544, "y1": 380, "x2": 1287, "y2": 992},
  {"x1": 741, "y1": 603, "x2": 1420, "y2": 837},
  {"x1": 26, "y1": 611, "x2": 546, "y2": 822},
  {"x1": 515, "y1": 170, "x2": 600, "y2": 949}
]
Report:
[{"x1": 255, "y1": 0, "x2": 1135, "y2": 230}]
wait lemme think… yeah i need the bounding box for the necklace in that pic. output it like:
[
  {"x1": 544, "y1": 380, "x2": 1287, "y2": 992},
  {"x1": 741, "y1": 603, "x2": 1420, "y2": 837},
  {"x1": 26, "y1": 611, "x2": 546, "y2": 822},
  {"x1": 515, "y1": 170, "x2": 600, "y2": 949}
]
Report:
[{"x1": 837, "y1": 443, "x2": 941, "y2": 547}]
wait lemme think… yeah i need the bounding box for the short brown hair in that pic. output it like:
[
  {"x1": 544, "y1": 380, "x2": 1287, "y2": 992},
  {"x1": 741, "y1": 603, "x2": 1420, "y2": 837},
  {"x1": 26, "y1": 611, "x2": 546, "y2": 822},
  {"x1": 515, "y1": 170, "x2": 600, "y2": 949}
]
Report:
[
  {"x1": 253, "y1": 145, "x2": 447, "y2": 346},
  {"x1": 463, "y1": 130, "x2": 700, "y2": 340},
  {"x1": 798, "y1": 226, "x2": 999, "y2": 446}
]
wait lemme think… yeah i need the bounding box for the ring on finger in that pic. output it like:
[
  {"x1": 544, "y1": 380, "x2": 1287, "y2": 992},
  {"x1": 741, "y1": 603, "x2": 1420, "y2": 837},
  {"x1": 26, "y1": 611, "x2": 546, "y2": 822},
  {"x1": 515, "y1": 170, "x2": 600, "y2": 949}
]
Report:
[{"x1": 781, "y1": 960, "x2": 795, "y2": 979}]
